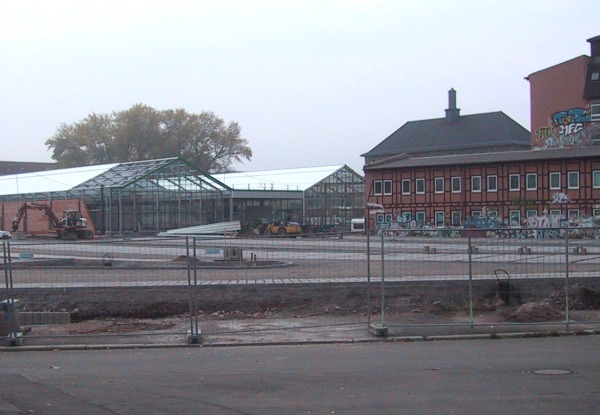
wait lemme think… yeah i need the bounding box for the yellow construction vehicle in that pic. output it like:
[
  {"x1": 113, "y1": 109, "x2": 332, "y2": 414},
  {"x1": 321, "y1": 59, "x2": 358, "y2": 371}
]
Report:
[{"x1": 264, "y1": 220, "x2": 302, "y2": 236}]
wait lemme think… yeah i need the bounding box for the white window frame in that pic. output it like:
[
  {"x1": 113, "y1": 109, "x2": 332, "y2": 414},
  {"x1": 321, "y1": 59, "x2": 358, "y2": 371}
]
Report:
[
  {"x1": 434, "y1": 177, "x2": 444, "y2": 194},
  {"x1": 373, "y1": 180, "x2": 382, "y2": 196},
  {"x1": 415, "y1": 178, "x2": 425, "y2": 194},
  {"x1": 471, "y1": 210, "x2": 481, "y2": 217},
  {"x1": 451, "y1": 177, "x2": 461, "y2": 193},
  {"x1": 509, "y1": 174, "x2": 520, "y2": 191},
  {"x1": 509, "y1": 210, "x2": 521, "y2": 226},
  {"x1": 567, "y1": 209, "x2": 579, "y2": 219},
  {"x1": 487, "y1": 209, "x2": 499, "y2": 217},
  {"x1": 383, "y1": 180, "x2": 392, "y2": 196},
  {"x1": 376, "y1": 213, "x2": 384, "y2": 223},
  {"x1": 594, "y1": 171, "x2": 600, "y2": 188},
  {"x1": 385, "y1": 214, "x2": 393, "y2": 223},
  {"x1": 471, "y1": 176, "x2": 482, "y2": 193},
  {"x1": 550, "y1": 209, "x2": 562, "y2": 216},
  {"x1": 434, "y1": 211, "x2": 445, "y2": 227},
  {"x1": 592, "y1": 100, "x2": 600, "y2": 122},
  {"x1": 593, "y1": 208, "x2": 600, "y2": 217},
  {"x1": 401, "y1": 179, "x2": 411, "y2": 195},
  {"x1": 526, "y1": 173, "x2": 537, "y2": 191},
  {"x1": 549, "y1": 172, "x2": 561, "y2": 190},
  {"x1": 526, "y1": 209, "x2": 538, "y2": 217},
  {"x1": 567, "y1": 171, "x2": 580, "y2": 189},
  {"x1": 415, "y1": 211, "x2": 426, "y2": 224},
  {"x1": 451, "y1": 211, "x2": 461, "y2": 226},
  {"x1": 487, "y1": 175, "x2": 498, "y2": 192}
]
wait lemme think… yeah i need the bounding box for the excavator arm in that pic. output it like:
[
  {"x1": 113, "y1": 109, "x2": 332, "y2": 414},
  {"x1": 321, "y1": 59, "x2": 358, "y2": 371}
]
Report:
[{"x1": 12, "y1": 202, "x2": 63, "y2": 232}]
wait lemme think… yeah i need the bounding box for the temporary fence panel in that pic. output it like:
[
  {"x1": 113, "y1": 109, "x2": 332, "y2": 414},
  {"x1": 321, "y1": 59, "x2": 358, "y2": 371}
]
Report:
[{"x1": 370, "y1": 226, "x2": 600, "y2": 336}]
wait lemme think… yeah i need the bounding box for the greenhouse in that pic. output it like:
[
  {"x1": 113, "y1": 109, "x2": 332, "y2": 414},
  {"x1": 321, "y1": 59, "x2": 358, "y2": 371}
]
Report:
[
  {"x1": 0, "y1": 160, "x2": 365, "y2": 236},
  {"x1": 213, "y1": 165, "x2": 365, "y2": 231},
  {"x1": 0, "y1": 158, "x2": 229, "y2": 235}
]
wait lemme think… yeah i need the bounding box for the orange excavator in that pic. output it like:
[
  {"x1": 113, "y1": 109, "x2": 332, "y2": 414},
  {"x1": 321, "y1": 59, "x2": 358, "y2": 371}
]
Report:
[{"x1": 11, "y1": 202, "x2": 94, "y2": 240}]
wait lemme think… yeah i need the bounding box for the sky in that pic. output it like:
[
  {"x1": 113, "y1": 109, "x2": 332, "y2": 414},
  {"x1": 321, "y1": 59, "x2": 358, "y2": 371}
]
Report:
[{"x1": 1, "y1": 1, "x2": 599, "y2": 174}]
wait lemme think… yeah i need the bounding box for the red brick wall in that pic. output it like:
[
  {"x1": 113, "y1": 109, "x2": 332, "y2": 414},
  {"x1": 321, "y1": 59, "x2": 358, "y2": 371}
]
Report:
[
  {"x1": 365, "y1": 156, "x2": 600, "y2": 227},
  {"x1": 528, "y1": 56, "x2": 590, "y2": 147}
]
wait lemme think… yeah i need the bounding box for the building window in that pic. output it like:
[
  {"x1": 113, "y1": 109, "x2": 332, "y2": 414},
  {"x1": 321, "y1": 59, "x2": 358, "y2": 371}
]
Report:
[
  {"x1": 567, "y1": 171, "x2": 579, "y2": 189},
  {"x1": 471, "y1": 176, "x2": 482, "y2": 193},
  {"x1": 415, "y1": 178, "x2": 425, "y2": 194},
  {"x1": 594, "y1": 171, "x2": 600, "y2": 188},
  {"x1": 549, "y1": 172, "x2": 561, "y2": 190},
  {"x1": 434, "y1": 177, "x2": 444, "y2": 193},
  {"x1": 416, "y1": 211, "x2": 426, "y2": 224},
  {"x1": 487, "y1": 209, "x2": 499, "y2": 217},
  {"x1": 376, "y1": 213, "x2": 384, "y2": 223},
  {"x1": 509, "y1": 210, "x2": 521, "y2": 226},
  {"x1": 592, "y1": 100, "x2": 600, "y2": 122},
  {"x1": 509, "y1": 174, "x2": 520, "y2": 191},
  {"x1": 526, "y1": 173, "x2": 537, "y2": 190},
  {"x1": 471, "y1": 210, "x2": 481, "y2": 217},
  {"x1": 401, "y1": 212, "x2": 412, "y2": 222},
  {"x1": 435, "y1": 211, "x2": 445, "y2": 227},
  {"x1": 451, "y1": 177, "x2": 461, "y2": 193},
  {"x1": 451, "y1": 211, "x2": 461, "y2": 226},
  {"x1": 568, "y1": 209, "x2": 580, "y2": 219},
  {"x1": 526, "y1": 209, "x2": 538, "y2": 217},
  {"x1": 373, "y1": 180, "x2": 382, "y2": 195},
  {"x1": 550, "y1": 209, "x2": 562, "y2": 216},
  {"x1": 593, "y1": 208, "x2": 600, "y2": 217},
  {"x1": 487, "y1": 175, "x2": 498, "y2": 192},
  {"x1": 383, "y1": 180, "x2": 392, "y2": 195},
  {"x1": 385, "y1": 214, "x2": 393, "y2": 223},
  {"x1": 402, "y1": 179, "x2": 411, "y2": 195}
]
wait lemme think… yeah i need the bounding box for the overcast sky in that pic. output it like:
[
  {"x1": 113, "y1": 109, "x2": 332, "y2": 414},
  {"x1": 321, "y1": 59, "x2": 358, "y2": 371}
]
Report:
[{"x1": 1, "y1": 1, "x2": 598, "y2": 174}]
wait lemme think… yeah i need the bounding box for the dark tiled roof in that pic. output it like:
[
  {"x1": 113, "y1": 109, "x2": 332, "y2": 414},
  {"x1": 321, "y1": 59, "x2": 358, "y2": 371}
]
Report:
[
  {"x1": 361, "y1": 111, "x2": 530, "y2": 158},
  {"x1": 364, "y1": 146, "x2": 600, "y2": 171},
  {"x1": 0, "y1": 161, "x2": 56, "y2": 176}
]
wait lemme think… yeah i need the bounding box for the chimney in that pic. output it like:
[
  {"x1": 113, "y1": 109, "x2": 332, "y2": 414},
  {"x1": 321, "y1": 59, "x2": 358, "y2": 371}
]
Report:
[
  {"x1": 588, "y1": 35, "x2": 600, "y2": 62},
  {"x1": 445, "y1": 88, "x2": 460, "y2": 123}
]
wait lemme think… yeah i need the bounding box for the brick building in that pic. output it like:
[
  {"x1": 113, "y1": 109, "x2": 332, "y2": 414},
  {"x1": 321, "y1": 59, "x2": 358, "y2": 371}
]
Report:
[{"x1": 363, "y1": 35, "x2": 600, "y2": 229}]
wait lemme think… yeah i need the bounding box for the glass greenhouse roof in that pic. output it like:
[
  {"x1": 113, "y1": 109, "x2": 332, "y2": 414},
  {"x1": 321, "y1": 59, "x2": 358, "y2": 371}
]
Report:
[
  {"x1": 0, "y1": 158, "x2": 228, "y2": 197},
  {"x1": 211, "y1": 165, "x2": 351, "y2": 192},
  {"x1": 0, "y1": 163, "x2": 118, "y2": 196}
]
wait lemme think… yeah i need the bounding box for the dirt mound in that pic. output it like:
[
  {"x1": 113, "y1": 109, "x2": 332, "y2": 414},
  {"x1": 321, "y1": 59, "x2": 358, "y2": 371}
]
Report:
[
  {"x1": 546, "y1": 283, "x2": 600, "y2": 310},
  {"x1": 508, "y1": 302, "x2": 563, "y2": 322}
]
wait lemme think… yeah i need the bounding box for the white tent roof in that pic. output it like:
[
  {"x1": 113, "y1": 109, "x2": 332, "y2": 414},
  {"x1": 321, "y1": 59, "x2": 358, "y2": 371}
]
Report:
[
  {"x1": 212, "y1": 165, "x2": 346, "y2": 191},
  {"x1": 0, "y1": 163, "x2": 118, "y2": 196}
]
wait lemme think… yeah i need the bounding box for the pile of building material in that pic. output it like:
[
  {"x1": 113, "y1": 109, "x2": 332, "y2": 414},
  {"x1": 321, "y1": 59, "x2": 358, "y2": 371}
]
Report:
[{"x1": 158, "y1": 221, "x2": 241, "y2": 237}]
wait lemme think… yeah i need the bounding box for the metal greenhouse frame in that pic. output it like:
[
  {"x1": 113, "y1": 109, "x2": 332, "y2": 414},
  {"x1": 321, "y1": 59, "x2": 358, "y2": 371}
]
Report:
[
  {"x1": 0, "y1": 158, "x2": 230, "y2": 235},
  {"x1": 73, "y1": 158, "x2": 230, "y2": 235}
]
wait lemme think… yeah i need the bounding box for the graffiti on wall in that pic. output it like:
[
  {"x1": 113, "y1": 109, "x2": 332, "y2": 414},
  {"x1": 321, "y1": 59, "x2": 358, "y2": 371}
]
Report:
[{"x1": 533, "y1": 106, "x2": 600, "y2": 150}]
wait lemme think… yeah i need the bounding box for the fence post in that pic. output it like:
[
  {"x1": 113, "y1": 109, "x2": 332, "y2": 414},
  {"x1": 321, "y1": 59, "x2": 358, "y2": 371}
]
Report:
[
  {"x1": 2, "y1": 241, "x2": 21, "y2": 346},
  {"x1": 468, "y1": 236, "x2": 474, "y2": 330},
  {"x1": 564, "y1": 224, "x2": 570, "y2": 332},
  {"x1": 380, "y1": 230, "x2": 385, "y2": 327},
  {"x1": 186, "y1": 236, "x2": 200, "y2": 344},
  {"x1": 366, "y1": 224, "x2": 371, "y2": 327}
]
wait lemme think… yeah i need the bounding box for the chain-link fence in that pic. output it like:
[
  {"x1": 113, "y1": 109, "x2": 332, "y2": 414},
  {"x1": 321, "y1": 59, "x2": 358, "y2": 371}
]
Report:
[{"x1": 1, "y1": 227, "x2": 599, "y2": 346}]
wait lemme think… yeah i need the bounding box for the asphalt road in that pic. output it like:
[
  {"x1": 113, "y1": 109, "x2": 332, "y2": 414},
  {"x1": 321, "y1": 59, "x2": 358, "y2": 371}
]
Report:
[{"x1": 1, "y1": 335, "x2": 598, "y2": 414}]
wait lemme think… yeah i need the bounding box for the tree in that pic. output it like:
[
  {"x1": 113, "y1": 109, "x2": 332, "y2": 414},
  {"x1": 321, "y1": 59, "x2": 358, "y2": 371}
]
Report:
[{"x1": 45, "y1": 105, "x2": 252, "y2": 172}]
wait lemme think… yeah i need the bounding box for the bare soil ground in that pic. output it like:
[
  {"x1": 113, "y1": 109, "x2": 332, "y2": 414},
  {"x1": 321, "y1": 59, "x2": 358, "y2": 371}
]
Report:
[{"x1": 21, "y1": 283, "x2": 600, "y2": 340}]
